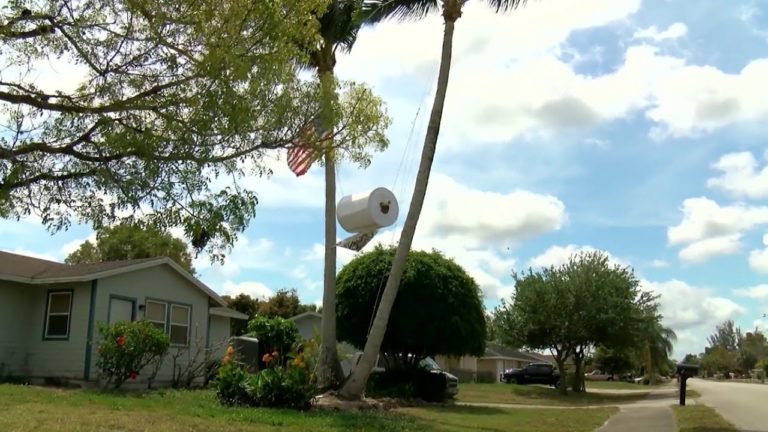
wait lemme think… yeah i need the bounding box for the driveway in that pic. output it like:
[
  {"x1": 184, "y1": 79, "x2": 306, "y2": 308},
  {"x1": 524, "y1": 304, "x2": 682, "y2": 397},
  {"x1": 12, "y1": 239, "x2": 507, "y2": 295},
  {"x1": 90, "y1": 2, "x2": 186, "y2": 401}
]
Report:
[{"x1": 688, "y1": 378, "x2": 768, "y2": 431}]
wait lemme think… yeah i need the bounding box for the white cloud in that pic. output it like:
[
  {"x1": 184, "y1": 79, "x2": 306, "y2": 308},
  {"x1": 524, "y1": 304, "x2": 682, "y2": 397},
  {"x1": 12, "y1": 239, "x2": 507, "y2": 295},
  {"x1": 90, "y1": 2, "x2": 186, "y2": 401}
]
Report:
[
  {"x1": 195, "y1": 236, "x2": 276, "y2": 278},
  {"x1": 734, "y1": 284, "x2": 768, "y2": 299},
  {"x1": 417, "y1": 174, "x2": 566, "y2": 248},
  {"x1": 527, "y1": 244, "x2": 626, "y2": 269},
  {"x1": 647, "y1": 58, "x2": 768, "y2": 138},
  {"x1": 748, "y1": 234, "x2": 768, "y2": 274},
  {"x1": 9, "y1": 249, "x2": 58, "y2": 263},
  {"x1": 220, "y1": 281, "x2": 273, "y2": 300},
  {"x1": 649, "y1": 259, "x2": 669, "y2": 268},
  {"x1": 633, "y1": 23, "x2": 688, "y2": 41},
  {"x1": 678, "y1": 234, "x2": 742, "y2": 264},
  {"x1": 641, "y1": 279, "x2": 746, "y2": 357},
  {"x1": 707, "y1": 151, "x2": 768, "y2": 200},
  {"x1": 668, "y1": 198, "x2": 768, "y2": 245}
]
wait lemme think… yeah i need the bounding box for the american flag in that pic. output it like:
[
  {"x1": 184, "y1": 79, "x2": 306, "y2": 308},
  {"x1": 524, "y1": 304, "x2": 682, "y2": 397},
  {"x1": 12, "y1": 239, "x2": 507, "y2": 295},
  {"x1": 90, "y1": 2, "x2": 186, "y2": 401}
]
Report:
[{"x1": 287, "y1": 121, "x2": 331, "y2": 177}]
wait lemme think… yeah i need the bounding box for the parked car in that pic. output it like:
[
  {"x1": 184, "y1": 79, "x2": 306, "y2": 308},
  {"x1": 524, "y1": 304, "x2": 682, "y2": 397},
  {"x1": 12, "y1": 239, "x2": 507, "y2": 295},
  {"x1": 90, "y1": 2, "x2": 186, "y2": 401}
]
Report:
[
  {"x1": 501, "y1": 363, "x2": 559, "y2": 386},
  {"x1": 585, "y1": 370, "x2": 618, "y2": 381},
  {"x1": 353, "y1": 353, "x2": 460, "y2": 396}
]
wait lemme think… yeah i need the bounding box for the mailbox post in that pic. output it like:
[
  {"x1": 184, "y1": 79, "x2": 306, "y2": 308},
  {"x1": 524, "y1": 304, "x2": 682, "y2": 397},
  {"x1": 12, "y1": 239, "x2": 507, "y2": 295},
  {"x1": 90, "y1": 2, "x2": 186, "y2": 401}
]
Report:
[{"x1": 676, "y1": 363, "x2": 699, "y2": 406}]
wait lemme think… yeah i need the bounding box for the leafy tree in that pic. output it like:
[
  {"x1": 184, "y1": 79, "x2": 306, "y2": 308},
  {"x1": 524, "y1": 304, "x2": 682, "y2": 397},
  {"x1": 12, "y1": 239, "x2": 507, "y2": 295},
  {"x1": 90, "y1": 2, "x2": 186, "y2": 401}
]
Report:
[
  {"x1": 737, "y1": 330, "x2": 767, "y2": 372},
  {"x1": 496, "y1": 251, "x2": 651, "y2": 394},
  {"x1": 257, "y1": 289, "x2": 317, "y2": 320},
  {"x1": 221, "y1": 294, "x2": 261, "y2": 336},
  {"x1": 340, "y1": 0, "x2": 530, "y2": 400},
  {"x1": 700, "y1": 345, "x2": 738, "y2": 376},
  {"x1": 708, "y1": 320, "x2": 741, "y2": 353},
  {"x1": 639, "y1": 316, "x2": 677, "y2": 384},
  {"x1": 65, "y1": 222, "x2": 195, "y2": 273},
  {"x1": 336, "y1": 246, "x2": 486, "y2": 368},
  {"x1": 0, "y1": 0, "x2": 388, "y2": 259},
  {"x1": 593, "y1": 346, "x2": 639, "y2": 377},
  {"x1": 681, "y1": 353, "x2": 701, "y2": 365}
]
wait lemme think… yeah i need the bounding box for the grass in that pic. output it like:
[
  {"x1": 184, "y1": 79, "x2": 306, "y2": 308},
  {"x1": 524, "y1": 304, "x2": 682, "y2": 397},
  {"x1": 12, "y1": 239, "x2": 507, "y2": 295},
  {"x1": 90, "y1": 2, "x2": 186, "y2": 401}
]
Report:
[
  {"x1": 0, "y1": 384, "x2": 617, "y2": 432},
  {"x1": 672, "y1": 405, "x2": 739, "y2": 432},
  {"x1": 401, "y1": 405, "x2": 617, "y2": 432},
  {"x1": 584, "y1": 380, "x2": 657, "y2": 391},
  {"x1": 457, "y1": 383, "x2": 650, "y2": 406}
]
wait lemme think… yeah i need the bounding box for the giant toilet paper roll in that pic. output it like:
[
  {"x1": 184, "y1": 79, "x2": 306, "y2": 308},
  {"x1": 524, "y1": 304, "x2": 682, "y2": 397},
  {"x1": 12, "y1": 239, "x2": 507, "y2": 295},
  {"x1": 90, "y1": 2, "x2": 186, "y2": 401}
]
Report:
[{"x1": 336, "y1": 187, "x2": 399, "y2": 233}]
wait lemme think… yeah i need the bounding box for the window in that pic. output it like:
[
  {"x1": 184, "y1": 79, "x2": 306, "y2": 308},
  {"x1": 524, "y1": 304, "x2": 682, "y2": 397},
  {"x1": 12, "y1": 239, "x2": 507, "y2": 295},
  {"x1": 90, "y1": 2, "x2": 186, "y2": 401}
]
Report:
[
  {"x1": 45, "y1": 291, "x2": 72, "y2": 339},
  {"x1": 145, "y1": 301, "x2": 167, "y2": 332},
  {"x1": 169, "y1": 305, "x2": 190, "y2": 346}
]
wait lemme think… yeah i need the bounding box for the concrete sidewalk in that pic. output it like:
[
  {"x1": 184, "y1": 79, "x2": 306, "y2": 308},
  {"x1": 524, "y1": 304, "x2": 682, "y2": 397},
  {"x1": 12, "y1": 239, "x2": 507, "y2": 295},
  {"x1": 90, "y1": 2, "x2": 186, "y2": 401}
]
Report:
[{"x1": 596, "y1": 386, "x2": 685, "y2": 432}]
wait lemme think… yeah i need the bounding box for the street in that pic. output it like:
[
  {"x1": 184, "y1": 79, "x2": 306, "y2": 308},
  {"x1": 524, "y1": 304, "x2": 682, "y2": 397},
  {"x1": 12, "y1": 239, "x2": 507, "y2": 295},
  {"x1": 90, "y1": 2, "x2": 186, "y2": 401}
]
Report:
[{"x1": 688, "y1": 378, "x2": 768, "y2": 431}]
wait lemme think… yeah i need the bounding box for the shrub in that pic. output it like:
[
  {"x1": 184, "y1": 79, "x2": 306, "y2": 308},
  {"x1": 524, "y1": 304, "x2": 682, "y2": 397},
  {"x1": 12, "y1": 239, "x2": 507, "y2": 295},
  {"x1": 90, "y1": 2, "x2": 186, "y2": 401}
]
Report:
[
  {"x1": 247, "y1": 316, "x2": 299, "y2": 368},
  {"x1": 95, "y1": 321, "x2": 170, "y2": 388},
  {"x1": 367, "y1": 367, "x2": 449, "y2": 402},
  {"x1": 214, "y1": 345, "x2": 316, "y2": 409}
]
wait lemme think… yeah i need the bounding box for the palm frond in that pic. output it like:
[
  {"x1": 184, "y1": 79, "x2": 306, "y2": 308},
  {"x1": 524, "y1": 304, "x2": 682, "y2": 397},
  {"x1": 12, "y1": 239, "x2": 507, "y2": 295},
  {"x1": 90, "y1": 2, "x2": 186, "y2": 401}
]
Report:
[
  {"x1": 362, "y1": 0, "x2": 440, "y2": 23},
  {"x1": 486, "y1": 0, "x2": 528, "y2": 13}
]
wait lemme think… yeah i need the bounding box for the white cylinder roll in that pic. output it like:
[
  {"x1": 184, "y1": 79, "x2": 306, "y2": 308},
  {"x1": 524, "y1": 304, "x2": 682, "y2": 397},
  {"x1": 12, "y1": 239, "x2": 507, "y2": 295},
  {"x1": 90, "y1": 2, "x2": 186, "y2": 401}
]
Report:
[{"x1": 336, "y1": 187, "x2": 399, "y2": 233}]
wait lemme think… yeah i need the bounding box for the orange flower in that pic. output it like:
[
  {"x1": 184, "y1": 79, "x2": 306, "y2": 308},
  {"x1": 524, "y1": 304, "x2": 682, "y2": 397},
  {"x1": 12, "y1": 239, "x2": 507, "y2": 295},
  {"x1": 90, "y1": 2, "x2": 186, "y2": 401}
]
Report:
[
  {"x1": 226, "y1": 346, "x2": 235, "y2": 356},
  {"x1": 262, "y1": 353, "x2": 273, "y2": 364}
]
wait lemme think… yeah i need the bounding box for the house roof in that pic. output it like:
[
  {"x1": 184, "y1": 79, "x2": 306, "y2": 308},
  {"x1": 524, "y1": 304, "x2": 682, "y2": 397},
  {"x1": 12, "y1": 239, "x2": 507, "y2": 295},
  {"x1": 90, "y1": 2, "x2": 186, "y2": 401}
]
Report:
[
  {"x1": 210, "y1": 307, "x2": 249, "y2": 320},
  {"x1": 0, "y1": 250, "x2": 226, "y2": 307},
  {"x1": 483, "y1": 343, "x2": 552, "y2": 363},
  {"x1": 289, "y1": 311, "x2": 322, "y2": 322}
]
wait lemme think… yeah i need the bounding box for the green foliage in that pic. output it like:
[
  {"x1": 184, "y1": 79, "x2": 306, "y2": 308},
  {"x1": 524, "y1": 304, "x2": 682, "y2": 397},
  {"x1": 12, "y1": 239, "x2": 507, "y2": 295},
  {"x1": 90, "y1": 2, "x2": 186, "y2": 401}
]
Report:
[
  {"x1": 336, "y1": 246, "x2": 487, "y2": 361},
  {"x1": 214, "y1": 361, "x2": 252, "y2": 406},
  {"x1": 95, "y1": 321, "x2": 170, "y2": 388},
  {"x1": 681, "y1": 354, "x2": 701, "y2": 365},
  {"x1": 222, "y1": 293, "x2": 261, "y2": 336},
  {"x1": 65, "y1": 222, "x2": 195, "y2": 274},
  {"x1": 0, "y1": 0, "x2": 391, "y2": 260},
  {"x1": 215, "y1": 347, "x2": 316, "y2": 409},
  {"x1": 708, "y1": 320, "x2": 740, "y2": 352},
  {"x1": 592, "y1": 346, "x2": 638, "y2": 376},
  {"x1": 257, "y1": 288, "x2": 317, "y2": 319},
  {"x1": 247, "y1": 316, "x2": 300, "y2": 367},
  {"x1": 495, "y1": 251, "x2": 657, "y2": 393},
  {"x1": 700, "y1": 346, "x2": 738, "y2": 376},
  {"x1": 367, "y1": 368, "x2": 449, "y2": 402}
]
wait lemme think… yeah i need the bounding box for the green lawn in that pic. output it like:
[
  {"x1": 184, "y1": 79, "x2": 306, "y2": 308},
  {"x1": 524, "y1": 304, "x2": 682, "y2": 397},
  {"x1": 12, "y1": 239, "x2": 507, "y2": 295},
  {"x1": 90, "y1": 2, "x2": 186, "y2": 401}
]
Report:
[
  {"x1": 457, "y1": 383, "x2": 650, "y2": 406},
  {"x1": 584, "y1": 380, "x2": 658, "y2": 391},
  {"x1": 0, "y1": 384, "x2": 616, "y2": 432},
  {"x1": 672, "y1": 405, "x2": 738, "y2": 432}
]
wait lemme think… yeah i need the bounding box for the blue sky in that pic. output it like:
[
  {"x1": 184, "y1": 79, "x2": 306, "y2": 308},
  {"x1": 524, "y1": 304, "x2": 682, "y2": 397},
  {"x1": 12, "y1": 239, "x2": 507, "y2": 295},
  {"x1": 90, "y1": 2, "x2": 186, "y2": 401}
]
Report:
[{"x1": 3, "y1": 0, "x2": 768, "y2": 358}]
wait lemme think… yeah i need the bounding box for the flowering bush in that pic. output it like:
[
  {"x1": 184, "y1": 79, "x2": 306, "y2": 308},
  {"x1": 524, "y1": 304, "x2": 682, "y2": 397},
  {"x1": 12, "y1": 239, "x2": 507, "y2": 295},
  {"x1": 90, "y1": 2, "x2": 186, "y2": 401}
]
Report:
[
  {"x1": 247, "y1": 316, "x2": 299, "y2": 368},
  {"x1": 214, "y1": 344, "x2": 316, "y2": 409},
  {"x1": 95, "y1": 321, "x2": 170, "y2": 389}
]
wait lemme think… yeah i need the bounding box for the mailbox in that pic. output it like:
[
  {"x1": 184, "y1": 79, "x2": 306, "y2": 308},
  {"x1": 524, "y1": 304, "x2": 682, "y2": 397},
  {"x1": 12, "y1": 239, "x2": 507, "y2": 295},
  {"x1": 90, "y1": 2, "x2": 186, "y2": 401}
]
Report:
[
  {"x1": 676, "y1": 363, "x2": 699, "y2": 406},
  {"x1": 676, "y1": 364, "x2": 699, "y2": 377}
]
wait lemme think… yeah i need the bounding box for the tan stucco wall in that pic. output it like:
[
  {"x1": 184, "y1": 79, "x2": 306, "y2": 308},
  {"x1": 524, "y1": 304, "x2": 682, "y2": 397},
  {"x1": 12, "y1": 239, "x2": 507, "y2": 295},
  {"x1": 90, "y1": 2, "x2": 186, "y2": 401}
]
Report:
[{"x1": 92, "y1": 265, "x2": 211, "y2": 385}]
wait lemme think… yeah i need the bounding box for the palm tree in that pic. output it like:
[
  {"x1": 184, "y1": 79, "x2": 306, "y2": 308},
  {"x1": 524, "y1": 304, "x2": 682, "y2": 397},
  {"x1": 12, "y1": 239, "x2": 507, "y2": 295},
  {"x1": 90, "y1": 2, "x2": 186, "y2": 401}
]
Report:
[
  {"x1": 642, "y1": 320, "x2": 677, "y2": 385},
  {"x1": 303, "y1": 0, "x2": 368, "y2": 390},
  {"x1": 339, "y1": 0, "x2": 528, "y2": 399}
]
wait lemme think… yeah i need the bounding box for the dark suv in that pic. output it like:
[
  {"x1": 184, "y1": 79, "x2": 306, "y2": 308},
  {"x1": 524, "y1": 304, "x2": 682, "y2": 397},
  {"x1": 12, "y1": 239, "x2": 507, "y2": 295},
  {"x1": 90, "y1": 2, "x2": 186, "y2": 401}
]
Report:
[{"x1": 501, "y1": 363, "x2": 559, "y2": 386}]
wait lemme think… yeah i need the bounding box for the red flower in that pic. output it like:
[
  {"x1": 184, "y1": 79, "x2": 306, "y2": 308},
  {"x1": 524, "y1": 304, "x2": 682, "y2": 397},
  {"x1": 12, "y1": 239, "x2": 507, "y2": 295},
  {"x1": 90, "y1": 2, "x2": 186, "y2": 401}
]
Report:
[
  {"x1": 116, "y1": 336, "x2": 125, "y2": 346},
  {"x1": 129, "y1": 371, "x2": 139, "y2": 380}
]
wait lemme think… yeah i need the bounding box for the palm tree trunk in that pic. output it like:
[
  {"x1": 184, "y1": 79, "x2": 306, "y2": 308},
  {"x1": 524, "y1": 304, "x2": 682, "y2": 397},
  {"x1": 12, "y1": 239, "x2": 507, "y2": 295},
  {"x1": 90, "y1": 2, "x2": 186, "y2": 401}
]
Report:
[
  {"x1": 338, "y1": 8, "x2": 459, "y2": 400},
  {"x1": 317, "y1": 69, "x2": 345, "y2": 390}
]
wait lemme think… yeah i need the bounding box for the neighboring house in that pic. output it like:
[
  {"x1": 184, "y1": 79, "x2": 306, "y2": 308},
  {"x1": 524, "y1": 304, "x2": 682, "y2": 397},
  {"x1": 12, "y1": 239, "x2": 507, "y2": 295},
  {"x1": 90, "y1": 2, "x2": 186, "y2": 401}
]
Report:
[
  {"x1": 0, "y1": 250, "x2": 247, "y2": 386},
  {"x1": 435, "y1": 343, "x2": 552, "y2": 383},
  {"x1": 288, "y1": 311, "x2": 357, "y2": 375}
]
